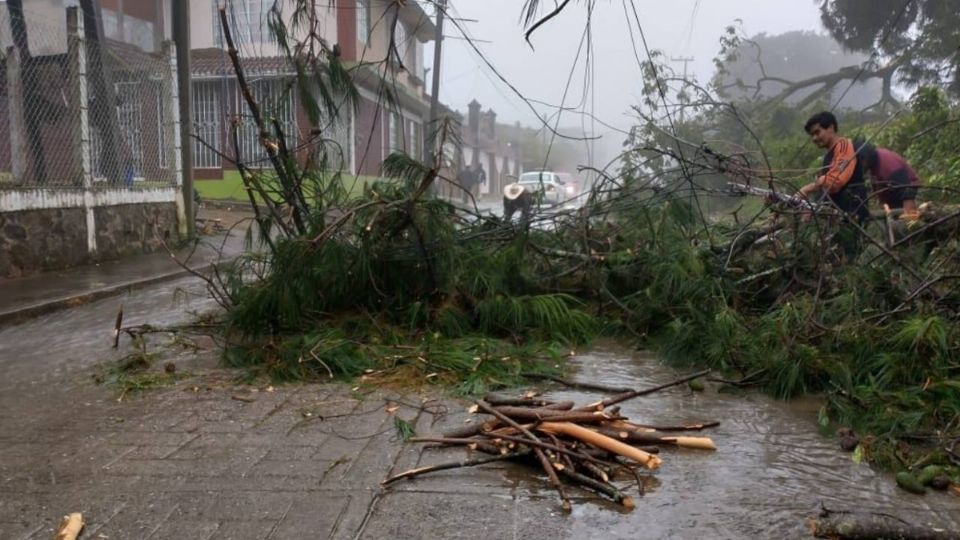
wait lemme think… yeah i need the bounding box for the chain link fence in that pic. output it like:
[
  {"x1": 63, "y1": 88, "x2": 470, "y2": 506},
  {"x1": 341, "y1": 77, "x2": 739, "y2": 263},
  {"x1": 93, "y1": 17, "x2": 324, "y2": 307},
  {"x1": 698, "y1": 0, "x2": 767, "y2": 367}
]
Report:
[{"x1": 0, "y1": 4, "x2": 178, "y2": 189}]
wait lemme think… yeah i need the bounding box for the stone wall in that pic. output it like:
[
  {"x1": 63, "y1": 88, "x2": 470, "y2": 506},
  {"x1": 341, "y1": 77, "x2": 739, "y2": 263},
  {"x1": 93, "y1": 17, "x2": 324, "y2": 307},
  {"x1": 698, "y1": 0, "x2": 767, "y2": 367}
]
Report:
[
  {"x1": 94, "y1": 202, "x2": 179, "y2": 258},
  {"x1": 0, "y1": 207, "x2": 88, "y2": 279},
  {"x1": 0, "y1": 202, "x2": 180, "y2": 279}
]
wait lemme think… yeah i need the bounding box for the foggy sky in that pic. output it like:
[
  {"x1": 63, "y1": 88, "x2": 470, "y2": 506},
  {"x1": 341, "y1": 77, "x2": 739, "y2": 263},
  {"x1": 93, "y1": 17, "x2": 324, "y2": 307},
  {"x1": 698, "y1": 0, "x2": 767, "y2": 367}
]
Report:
[{"x1": 429, "y1": 1, "x2": 825, "y2": 166}]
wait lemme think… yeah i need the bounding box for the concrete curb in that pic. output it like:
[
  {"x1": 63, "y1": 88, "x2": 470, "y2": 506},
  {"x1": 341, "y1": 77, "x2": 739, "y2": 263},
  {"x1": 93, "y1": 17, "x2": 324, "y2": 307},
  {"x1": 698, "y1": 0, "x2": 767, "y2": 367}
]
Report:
[{"x1": 0, "y1": 263, "x2": 215, "y2": 328}]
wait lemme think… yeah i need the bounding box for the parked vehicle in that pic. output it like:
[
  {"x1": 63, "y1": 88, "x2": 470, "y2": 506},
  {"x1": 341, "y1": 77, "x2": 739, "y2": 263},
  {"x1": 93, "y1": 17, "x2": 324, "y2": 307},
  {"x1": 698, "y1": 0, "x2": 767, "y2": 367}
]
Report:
[{"x1": 517, "y1": 171, "x2": 576, "y2": 205}]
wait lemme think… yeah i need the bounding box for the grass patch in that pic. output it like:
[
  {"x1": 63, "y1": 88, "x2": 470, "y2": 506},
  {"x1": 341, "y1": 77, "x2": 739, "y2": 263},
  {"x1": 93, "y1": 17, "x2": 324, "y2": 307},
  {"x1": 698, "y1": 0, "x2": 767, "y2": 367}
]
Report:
[
  {"x1": 93, "y1": 344, "x2": 190, "y2": 398},
  {"x1": 196, "y1": 170, "x2": 386, "y2": 202}
]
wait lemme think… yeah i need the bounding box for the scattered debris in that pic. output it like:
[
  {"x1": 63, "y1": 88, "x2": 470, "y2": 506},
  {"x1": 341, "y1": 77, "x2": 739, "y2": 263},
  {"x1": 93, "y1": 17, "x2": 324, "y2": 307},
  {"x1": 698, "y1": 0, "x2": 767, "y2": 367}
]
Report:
[
  {"x1": 55, "y1": 512, "x2": 83, "y2": 540},
  {"x1": 383, "y1": 373, "x2": 719, "y2": 512}
]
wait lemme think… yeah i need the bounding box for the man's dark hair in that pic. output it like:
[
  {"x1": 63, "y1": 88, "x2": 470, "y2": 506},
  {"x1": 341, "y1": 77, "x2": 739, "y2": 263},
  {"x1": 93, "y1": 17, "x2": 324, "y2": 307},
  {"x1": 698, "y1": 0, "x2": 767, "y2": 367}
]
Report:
[{"x1": 804, "y1": 111, "x2": 838, "y2": 133}]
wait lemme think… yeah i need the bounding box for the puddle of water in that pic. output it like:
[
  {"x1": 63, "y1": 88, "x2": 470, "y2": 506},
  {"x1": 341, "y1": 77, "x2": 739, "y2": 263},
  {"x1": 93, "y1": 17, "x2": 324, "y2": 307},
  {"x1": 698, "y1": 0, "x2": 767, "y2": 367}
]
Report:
[
  {"x1": 0, "y1": 276, "x2": 216, "y2": 392},
  {"x1": 513, "y1": 345, "x2": 960, "y2": 539}
]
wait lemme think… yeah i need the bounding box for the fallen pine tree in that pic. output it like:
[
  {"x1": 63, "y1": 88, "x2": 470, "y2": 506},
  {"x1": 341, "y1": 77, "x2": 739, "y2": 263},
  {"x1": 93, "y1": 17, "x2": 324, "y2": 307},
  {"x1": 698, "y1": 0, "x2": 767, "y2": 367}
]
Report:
[{"x1": 198, "y1": 10, "x2": 960, "y2": 496}]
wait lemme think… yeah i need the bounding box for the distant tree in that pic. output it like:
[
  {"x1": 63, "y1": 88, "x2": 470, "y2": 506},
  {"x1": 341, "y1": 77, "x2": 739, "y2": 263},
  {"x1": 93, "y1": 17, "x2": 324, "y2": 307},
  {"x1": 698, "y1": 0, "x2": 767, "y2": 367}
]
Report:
[
  {"x1": 714, "y1": 30, "x2": 884, "y2": 110},
  {"x1": 818, "y1": 0, "x2": 960, "y2": 97}
]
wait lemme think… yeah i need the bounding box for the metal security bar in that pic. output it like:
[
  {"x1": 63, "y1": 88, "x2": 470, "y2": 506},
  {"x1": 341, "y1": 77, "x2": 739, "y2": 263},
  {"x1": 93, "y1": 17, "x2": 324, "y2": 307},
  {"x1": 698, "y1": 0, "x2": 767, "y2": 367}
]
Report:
[
  {"x1": 235, "y1": 77, "x2": 297, "y2": 169},
  {"x1": 192, "y1": 80, "x2": 223, "y2": 169}
]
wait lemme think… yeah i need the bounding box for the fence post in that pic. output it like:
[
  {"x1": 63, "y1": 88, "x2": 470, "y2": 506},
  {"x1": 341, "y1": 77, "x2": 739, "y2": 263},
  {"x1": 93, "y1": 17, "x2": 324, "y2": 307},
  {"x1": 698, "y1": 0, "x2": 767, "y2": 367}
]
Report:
[
  {"x1": 166, "y1": 41, "x2": 188, "y2": 238},
  {"x1": 67, "y1": 6, "x2": 97, "y2": 255},
  {"x1": 5, "y1": 46, "x2": 27, "y2": 184}
]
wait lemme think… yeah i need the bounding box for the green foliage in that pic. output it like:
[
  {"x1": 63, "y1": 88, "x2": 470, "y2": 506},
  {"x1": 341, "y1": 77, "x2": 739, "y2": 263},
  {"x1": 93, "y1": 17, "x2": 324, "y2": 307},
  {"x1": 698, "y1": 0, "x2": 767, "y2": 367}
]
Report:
[
  {"x1": 393, "y1": 417, "x2": 417, "y2": 442},
  {"x1": 868, "y1": 88, "x2": 960, "y2": 201},
  {"x1": 819, "y1": 0, "x2": 960, "y2": 96}
]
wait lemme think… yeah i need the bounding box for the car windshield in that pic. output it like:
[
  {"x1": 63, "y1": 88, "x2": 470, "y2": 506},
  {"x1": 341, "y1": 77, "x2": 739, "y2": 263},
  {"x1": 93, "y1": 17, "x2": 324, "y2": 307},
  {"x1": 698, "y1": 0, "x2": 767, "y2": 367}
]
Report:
[{"x1": 519, "y1": 173, "x2": 556, "y2": 184}]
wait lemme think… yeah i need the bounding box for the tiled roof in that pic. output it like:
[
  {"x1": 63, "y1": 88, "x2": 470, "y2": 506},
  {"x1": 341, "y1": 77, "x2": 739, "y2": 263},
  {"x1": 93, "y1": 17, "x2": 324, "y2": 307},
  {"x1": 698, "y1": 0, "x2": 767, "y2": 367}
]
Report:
[{"x1": 190, "y1": 48, "x2": 293, "y2": 77}]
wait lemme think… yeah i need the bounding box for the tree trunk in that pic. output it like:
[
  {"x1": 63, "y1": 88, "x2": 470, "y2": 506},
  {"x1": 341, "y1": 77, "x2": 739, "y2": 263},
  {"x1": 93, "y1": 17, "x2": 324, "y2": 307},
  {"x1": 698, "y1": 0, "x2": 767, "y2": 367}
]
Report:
[
  {"x1": 79, "y1": 0, "x2": 129, "y2": 184},
  {"x1": 809, "y1": 509, "x2": 960, "y2": 540},
  {"x1": 6, "y1": 0, "x2": 47, "y2": 183}
]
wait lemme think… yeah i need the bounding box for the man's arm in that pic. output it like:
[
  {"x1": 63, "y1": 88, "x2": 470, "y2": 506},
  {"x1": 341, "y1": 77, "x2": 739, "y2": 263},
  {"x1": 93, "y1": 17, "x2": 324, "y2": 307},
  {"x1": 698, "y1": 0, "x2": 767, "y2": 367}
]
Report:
[{"x1": 817, "y1": 139, "x2": 857, "y2": 194}]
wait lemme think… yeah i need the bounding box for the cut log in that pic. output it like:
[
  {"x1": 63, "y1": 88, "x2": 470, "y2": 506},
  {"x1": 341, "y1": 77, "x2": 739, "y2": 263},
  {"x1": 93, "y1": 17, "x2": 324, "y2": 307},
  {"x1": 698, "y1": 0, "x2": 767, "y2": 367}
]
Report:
[
  {"x1": 559, "y1": 468, "x2": 634, "y2": 508},
  {"x1": 594, "y1": 426, "x2": 716, "y2": 450},
  {"x1": 442, "y1": 401, "x2": 575, "y2": 438},
  {"x1": 491, "y1": 406, "x2": 621, "y2": 424},
  {"x1": 382, "y1": 451, "x2": 524, "y2": 486},
  {"x1": 627, "y1": 421, "x2": 720, "y2": 432},
  {"x1": 809, "y1": 508, "x2": 959, "y2": 539},
  {"x1": 55, "y1": 513, "x2": 84, "y2": 540},
  {"x1": 575, "y1": 369, "x2": 712, "y2": 412},
  {"x1": 538, "y1": 422, "x2": 662, "y2": 469}
]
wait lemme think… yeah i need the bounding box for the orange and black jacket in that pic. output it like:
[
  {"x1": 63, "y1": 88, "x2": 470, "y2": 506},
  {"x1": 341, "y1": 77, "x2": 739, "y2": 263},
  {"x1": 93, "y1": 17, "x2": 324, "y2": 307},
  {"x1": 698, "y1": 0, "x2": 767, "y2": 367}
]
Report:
[{"x1": 817, "y1": 137, "x2": 869, "y2": 222}]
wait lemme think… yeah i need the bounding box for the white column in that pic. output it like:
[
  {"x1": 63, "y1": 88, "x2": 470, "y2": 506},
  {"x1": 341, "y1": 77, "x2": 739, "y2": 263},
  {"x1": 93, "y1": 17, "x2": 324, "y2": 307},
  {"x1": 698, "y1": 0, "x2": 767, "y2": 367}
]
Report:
[
  {"x1": 68, "y1": 7, "x2": 97, "y2": 255},
  {"x1": 5, "y1": 46, "x2": 27, "y2": 183},
  {"x1": 167, "y1": 40, "x2": 188, "y2": 237}
]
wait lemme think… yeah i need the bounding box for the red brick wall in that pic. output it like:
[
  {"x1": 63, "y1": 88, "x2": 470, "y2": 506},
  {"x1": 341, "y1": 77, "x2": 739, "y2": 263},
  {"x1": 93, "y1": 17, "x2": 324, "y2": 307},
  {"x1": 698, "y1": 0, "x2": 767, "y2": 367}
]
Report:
[
  {"x1": 337, "y1": 0, "x2": 358, "y2": 62},
  {"x1": 123, "y1": 0, "x2": 159, "y2": 23}
]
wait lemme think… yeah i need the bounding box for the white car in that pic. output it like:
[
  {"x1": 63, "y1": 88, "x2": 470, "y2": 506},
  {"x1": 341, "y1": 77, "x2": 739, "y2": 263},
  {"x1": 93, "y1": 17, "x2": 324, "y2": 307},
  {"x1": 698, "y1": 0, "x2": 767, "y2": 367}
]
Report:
[{"x1": 517, "y1": 171, "x2": 576, "y2": 206}]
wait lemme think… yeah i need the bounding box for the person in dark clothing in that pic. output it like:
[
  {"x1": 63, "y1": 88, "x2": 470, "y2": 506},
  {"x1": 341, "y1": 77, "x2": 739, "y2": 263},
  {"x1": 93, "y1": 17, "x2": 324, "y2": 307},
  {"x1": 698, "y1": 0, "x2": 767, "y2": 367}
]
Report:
[
  {"x1": 854, "y1": 138, "x2": 921, "y2": 219},
  {"x1": 798, "y1": 112, "x2": 870, "y2": 261},
  {"x1": 473, "y1": 163, "x2": 487, "y2": 193},
  {"x1": 458, "y1": 166, "x2": 476, "y2": 204},
  {"x1": 502, "y1": 183, "x2": 533, "y2": 222}
]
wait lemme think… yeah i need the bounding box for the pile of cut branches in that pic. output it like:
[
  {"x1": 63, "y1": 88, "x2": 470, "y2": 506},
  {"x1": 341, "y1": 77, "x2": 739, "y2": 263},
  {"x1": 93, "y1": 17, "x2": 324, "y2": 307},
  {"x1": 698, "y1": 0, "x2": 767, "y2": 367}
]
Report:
[{"x1": 383, "y1": 371, "x2": 717, "y2": 512}]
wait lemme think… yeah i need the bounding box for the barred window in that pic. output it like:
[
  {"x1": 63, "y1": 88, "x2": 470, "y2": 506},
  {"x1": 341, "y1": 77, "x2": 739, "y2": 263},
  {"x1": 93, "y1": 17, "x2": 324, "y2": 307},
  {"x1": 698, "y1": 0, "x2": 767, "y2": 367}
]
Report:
[
  {"x1": 357, "y1": 0, "x2": 370, "y2": 44},
  {"x1": 192, "y1": 81, "x2": 223, "y2": 169},
  {"x1": 213, "y1": 0, "x2": 272, "y2": 47}
]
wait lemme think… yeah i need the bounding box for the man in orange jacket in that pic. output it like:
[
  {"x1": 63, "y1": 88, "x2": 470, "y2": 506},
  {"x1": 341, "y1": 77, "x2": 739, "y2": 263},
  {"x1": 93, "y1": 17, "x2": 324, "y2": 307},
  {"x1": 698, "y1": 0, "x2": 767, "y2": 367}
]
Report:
[
  {"x1": 798, "y1": 112, "x2": 871, "y2": 261},
  {"x1": 798, "y1": 111, "x2": 870, "y2": 224}
]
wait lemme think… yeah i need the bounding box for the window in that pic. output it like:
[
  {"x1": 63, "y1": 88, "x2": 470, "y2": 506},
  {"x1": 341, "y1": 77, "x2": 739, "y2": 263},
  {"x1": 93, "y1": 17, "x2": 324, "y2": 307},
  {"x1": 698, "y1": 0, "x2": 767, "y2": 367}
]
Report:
[
  {"x1": 393, "y1": 21, "x2": 419, "y2": 75},
  {"x1": 357, "y1": 0, "x2": 370, "y2": 44},
  {"x1": 213, "y1": 0, "x2": 272, "y2": 47},
  {"x1": 388, "y1": 111, "x2": 401, "y2": 154},
  {"x1": 394, "y1": 21, "x2": 406, "y2": 61},
  {"x1": 235, "y1": 78, "x2": 297, "y2": 169},
  {"x1": 321, "y1": 105, "x2": 353, "y2": 171},
  {"x1": 409, "y1": 121, "x2": 422, "y2": 160},
  {"x1": 192, "y1": 81, "x2": 223, "y2": 169},
  {"x1": 415, "y1": 41, "x2": 424, "y2": 80}
]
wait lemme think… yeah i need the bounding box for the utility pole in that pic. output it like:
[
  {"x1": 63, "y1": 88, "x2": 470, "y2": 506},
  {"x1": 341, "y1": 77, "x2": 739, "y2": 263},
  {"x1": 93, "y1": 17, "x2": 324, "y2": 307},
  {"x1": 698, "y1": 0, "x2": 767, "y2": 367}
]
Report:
[
  {"x1": 670, "y1": 56, "x2": 694, "y2": 125},
  {"x1": 425, "y1": 0, "x2": 446, "y2": 170},
  {"x1": 173, "y1": 0, "x2": 194, "y2": 237}
]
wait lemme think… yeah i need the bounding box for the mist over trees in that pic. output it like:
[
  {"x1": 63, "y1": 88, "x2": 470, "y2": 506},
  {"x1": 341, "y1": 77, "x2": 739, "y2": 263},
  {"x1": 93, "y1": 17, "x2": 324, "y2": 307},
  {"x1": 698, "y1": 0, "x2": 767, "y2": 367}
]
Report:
[{"x1": 714, "y1": 30, "x2": 885, "y2": 110}]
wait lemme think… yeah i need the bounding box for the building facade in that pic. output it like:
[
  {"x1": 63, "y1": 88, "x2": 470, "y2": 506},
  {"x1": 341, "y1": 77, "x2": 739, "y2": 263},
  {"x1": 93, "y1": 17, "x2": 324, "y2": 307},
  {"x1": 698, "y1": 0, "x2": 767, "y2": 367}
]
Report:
[
  {"x1": 436, "y1": 99, "x2": 522, "y2": 201},
  {"x1": 188, "y1": 0, "x2": 435, "y2": 181}
]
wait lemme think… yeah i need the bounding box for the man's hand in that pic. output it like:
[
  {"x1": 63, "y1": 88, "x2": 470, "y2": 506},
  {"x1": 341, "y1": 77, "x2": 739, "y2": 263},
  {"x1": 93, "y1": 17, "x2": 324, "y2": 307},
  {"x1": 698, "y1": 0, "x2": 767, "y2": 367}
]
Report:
[{"x1": 798, "y1": 182, "x2": 819, "y2": 198}]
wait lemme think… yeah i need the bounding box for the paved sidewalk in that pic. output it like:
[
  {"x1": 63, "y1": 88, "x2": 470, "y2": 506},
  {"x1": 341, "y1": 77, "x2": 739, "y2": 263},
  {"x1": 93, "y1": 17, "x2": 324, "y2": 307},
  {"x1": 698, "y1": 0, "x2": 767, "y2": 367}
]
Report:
[
  {"x1": 0, "y1": 208, "x2": 249, "y2": 326},
  {"x1": 0, "y1": 340, "x2": 565, "y2": 540}
]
